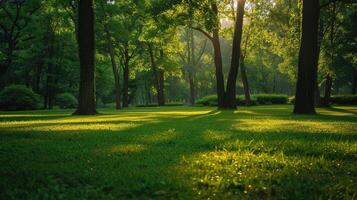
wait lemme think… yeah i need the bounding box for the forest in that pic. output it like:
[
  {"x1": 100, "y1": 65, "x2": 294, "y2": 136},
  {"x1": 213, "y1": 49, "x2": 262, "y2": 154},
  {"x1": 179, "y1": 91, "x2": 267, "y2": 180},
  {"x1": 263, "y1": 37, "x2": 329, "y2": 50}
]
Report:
[{"x1": 0, "y1": 0, "x2": 356, "y2": 199}]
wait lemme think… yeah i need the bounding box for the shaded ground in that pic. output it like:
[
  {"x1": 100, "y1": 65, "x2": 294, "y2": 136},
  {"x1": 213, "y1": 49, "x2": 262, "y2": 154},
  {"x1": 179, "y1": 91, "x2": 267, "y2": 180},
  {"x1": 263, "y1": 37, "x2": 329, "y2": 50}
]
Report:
[{"x1": 0, "y1": 105, "x2": 356, "y2": 199}]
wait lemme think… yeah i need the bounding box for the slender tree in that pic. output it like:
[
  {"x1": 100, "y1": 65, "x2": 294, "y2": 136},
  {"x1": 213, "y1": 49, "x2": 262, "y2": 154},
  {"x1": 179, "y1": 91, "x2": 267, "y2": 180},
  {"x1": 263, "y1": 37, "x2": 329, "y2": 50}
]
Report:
[
  {"x1": 74, "y1": 0, "x2": 97, "y2": 115},
  {"x1": 225, "y1": 0, "x2": 246, "y2": 109},
  {"x1": 293, "y1": 0, "x2": 320, "y2": 114}
]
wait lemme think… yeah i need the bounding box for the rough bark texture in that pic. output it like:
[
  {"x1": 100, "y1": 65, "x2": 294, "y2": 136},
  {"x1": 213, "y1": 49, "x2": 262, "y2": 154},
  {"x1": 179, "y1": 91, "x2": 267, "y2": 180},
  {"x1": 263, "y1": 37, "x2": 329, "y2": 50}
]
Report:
[
  {"x1": 74, "y1": 0, "x2": 97, "y2": 115},
  {"x1": 293, "y1": 0, "x2": 319, "y2": 114},
  {"x1": 224, "y1": 0, "x2": 246, "y2": 109}
]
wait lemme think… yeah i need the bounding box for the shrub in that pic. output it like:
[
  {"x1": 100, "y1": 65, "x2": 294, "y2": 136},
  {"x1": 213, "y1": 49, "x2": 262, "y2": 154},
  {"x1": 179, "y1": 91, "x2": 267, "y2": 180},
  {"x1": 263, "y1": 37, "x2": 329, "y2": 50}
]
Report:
[
  {"x1": 196, "y1": 95, "x2": 218, "y2": 106},
  {"x1": 136, "y1": 103, "x2": 184, "y2": 107},
  {"x1": 253, "y1": 94, "x2": 288, "y2": 105},
  {"x1": 55, "y1": 93, "x2": 78, "y2": 109},
  {"x1": 330, "y1": 95, "x2": 357, "y2": 105},
  {"x1": 196, "y1": 95, "x2": 257, "y2": 106},
  {"x1": 0, "y1": 85, "x2": 40, "y2": 111},
  {"x1": 288, "y1": 95, "x2": 357, "y2": 105}
]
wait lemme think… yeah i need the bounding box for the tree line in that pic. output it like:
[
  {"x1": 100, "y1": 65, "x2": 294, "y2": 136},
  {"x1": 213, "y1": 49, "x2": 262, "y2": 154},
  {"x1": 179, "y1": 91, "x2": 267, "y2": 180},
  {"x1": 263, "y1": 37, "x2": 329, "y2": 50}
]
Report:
[{"x1": 0, "y1": 0, "x2": 355, "y2": 114}]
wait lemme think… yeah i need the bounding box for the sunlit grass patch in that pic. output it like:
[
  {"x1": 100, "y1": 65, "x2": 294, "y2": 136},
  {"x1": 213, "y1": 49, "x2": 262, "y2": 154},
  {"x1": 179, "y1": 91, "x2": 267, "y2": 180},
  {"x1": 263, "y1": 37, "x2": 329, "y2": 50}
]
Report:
[
  {"x1": 0, "y1": 105, "x2": 356, "y2": 199},
  {"x1": 232, "y1": 118, "x2": 356, "y2": 134},
  {"x1": 180, "y1": 150, "x2": 357, "y2": 199}
]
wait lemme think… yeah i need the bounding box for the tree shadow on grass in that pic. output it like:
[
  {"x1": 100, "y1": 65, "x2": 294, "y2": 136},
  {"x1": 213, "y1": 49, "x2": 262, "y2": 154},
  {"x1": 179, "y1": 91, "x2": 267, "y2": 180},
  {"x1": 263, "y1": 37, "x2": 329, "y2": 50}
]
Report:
[{"x1": 0, "y1": 107, "x2": 356, "y2": 199}]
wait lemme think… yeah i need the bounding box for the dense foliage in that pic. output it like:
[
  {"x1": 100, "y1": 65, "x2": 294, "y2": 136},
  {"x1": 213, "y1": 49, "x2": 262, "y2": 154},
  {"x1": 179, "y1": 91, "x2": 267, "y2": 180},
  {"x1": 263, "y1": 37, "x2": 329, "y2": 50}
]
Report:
[
  {"x1": 0, "y1": 0, "x2": 355, "y2": 110},
  {"x1": 55, "y1": 93, "x2": 78, "y2": 109},
  {"x1": 0, "y1": 85, "x2": 40, "y2": 111}
]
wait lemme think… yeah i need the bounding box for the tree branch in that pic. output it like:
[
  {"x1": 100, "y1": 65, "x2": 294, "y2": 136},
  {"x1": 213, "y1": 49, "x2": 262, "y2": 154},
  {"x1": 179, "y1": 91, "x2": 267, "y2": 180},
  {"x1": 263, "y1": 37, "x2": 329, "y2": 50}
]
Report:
[{"x1": 191, "y1": 26, "x2": 213, "y2": 42}]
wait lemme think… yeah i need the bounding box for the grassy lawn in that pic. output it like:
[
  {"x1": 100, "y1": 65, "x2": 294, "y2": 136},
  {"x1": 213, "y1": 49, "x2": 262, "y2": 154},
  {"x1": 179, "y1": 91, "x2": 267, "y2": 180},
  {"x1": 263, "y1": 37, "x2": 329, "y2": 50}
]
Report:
[{"x1": 0, "y1": 105, "x2": 356, "y2": 199}]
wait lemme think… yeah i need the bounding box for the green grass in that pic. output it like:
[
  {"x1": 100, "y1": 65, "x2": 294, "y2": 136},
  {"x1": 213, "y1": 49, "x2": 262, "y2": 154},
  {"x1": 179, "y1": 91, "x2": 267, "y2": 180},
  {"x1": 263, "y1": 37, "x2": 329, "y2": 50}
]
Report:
[{"x1": 0, "y1": 105, "x2": 356, "y2": 199}]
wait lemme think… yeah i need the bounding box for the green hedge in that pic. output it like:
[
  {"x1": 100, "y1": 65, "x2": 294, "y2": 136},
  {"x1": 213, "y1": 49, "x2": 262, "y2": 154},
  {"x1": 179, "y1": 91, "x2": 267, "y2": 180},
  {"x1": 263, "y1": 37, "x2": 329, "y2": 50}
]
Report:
[
  {"x1": 56, "y1": 93, "x2": 78, "y2": 109},
  {"x1": 136, "y1": 103, "x2": 184, "y2": 107},
  {"x1": 289, "y1": 95, "x2": 357, "y2": 105},
  {"x1": 330, "y1": 95, "x2": 357, "y2": 105},
  {"x1": 196, "y1": 94, "x2": 288, "y2": 107},
  {"x1": 254, "y1": 94, "x2": 288, "y2": 105},
  {"x1": 0, "y1": 85, "x2": 40, "y2": 111}
]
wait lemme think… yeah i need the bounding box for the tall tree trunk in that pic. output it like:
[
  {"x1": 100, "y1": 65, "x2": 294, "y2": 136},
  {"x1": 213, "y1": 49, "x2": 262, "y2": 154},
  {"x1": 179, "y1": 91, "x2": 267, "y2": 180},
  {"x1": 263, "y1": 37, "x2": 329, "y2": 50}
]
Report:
[
  {"x1": 74, "y1": 0, "x2": 97, "y2": 115},
  {"x1": 148, "y1": 44, "x2": 165, "y2": 106},
  {"x1": 322, "y1": 2, "x2": 336, "y2": 107},
  {"x1": 114, "y1": 70, "x2": 121, "y2": 109},
  {"x1": 240, "y1": 56, "x2": 251, "y2": 106},
  {"x1": 188, "y1": 72, "x2": 195, "y2": 105},
  {"x1": 293, "y1": 0, "x2": 319, "y2": 114},
  {"x1": 225, "y1": 0, "x2": 246, "y2": 109},
  {"x1": 122, "y1": 44, "x2": 130, "y2": 108},
  {"x1": 353, "y1": 67, "x2": 357, "y2": 94},
  {"x1": 158, "y1": 50, "x2": 165, "y2": 106},
  {"x1": 188, "y1": 29, "x2": 196, "y2": 105},
  {"x1": 211, "y1": 3, "x2": 226, "y2": 109},
  {"x1": 104, "y1": 25, "x2": 121, "y2": 109}
]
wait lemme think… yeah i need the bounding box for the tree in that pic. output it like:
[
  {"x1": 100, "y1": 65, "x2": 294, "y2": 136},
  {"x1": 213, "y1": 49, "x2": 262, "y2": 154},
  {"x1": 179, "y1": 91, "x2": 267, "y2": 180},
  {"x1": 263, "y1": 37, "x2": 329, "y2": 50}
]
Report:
[
  {"x1": 0, "y1": 0, "x2": 41, "y2": 82},
  {"x1": 74, "y1": 0, "x2": 97, "y2": 115},
  {"x1": 225, "y1": 0, "x2": 246, "y2": 109},
  {"x1": 293, "y1": 0, "x2": 320, "y2": 114},
  {"x1": 180, "y1": 28, "x2": 207, "y2": 105}
]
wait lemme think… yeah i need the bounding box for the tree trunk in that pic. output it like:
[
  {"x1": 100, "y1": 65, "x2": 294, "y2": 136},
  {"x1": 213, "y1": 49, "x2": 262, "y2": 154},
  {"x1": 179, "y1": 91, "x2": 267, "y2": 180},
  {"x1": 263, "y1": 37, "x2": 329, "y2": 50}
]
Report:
[
  {"x1": 158, "y1": 50, "x2": 165, "y2": 106},
  {"x1": 225, "y1": 0, "x2": 246, "y2": 109},
  {"x1": 293, "y1": 0, "x2": 319, "y2": 114},
  {"x1": 114, "y1": 71, "x2": 121, "y2": 109},
  {"x1": 122, "y1": 44, "x2": 130, "y2": 107},
  {"x1": 74, "y1": 0, "x2": 97, "y2": 115},
  {"x1": 188, "y1": 72, "x2": 195, "y2": 105},
  {"x1": 188, "y1": 29, "x2": 196, "y2": 105},
  {"x1": 240, "y1": 56, "x2": 251, "y2": 106},
  {"x1": 104, "y1": 25, "x2": 121, "y2": 109},
  {"x1": 148, "y1": 44, "x2": 165, "y2": 106},
  {"x1": 211, "y1": 3, "x2": 226, "y2": 109}
]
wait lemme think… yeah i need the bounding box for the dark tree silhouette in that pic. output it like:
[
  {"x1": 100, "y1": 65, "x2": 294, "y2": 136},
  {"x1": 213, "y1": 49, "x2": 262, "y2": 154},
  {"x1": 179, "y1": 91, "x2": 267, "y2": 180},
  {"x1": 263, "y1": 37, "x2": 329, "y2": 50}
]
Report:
[
  {"x1": 225, "y1": 0, "x2": 246, "y2": 109},
  {"x1": 74, "y1": 0, "x2": 97, "y2": 115},
  {"x1": 293, "y1": 0, "x2": 320, "y2": 114}
]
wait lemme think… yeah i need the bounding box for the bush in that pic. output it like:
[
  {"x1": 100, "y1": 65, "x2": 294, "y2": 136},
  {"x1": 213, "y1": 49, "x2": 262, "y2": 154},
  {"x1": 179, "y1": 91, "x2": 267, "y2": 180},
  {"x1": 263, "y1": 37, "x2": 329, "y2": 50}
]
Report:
[
  {"x1": 0, "y1": 85, "x2": 40, "y2": 111},
  {"x1": 196, "y1": 94, "x2": 288, "y2": 107},
  {"x1": 55, "y1": 93, "x2": 78, "y2": 109},
  {"x1": 196, "y1": 95, "x2": 257, "y2": 106},
  {"x1": 136, "y1": 103, "x2": 184, "y2": 107},
  {"x1": 330, "y1": 95, "x2": 357, "y2": 105},
  {"x1": 196, "y1": 95, "x2": 218, "y2": 106},
  {"x1": 254, "y1": 94, "x2": 288, "y2": 105},
  {"x1": 289, "y1": 95, "x2": 357, "y2": 105}
]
